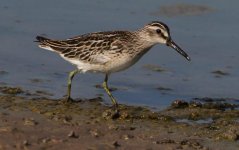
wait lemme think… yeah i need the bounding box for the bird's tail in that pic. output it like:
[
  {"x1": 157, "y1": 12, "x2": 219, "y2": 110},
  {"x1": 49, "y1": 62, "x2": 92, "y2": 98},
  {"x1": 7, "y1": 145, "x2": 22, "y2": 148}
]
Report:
[
  {"x1": 35, "y1": 36, "x2": 61, "y2": 52},
  {"x1": 35, "y1": 36, "x2": 50, "y2": 43}
]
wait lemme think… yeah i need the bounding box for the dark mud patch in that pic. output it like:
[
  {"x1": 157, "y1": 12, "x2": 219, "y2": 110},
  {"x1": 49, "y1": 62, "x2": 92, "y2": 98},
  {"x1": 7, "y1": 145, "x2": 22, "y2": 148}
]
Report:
[
  {"x1": 211, "y1": 70, "x2": 230, "y2": 78},
  {"x1": 29, "y1": 78, "x2": 51, "y2": 84},
  {"x1": 0, "y1": 70, "x2": 8, "y2": 75},
  {"x1": 156, "y1": 86, "x2": 173, "y2": 95},
  {"x1": 143, "y1": 64, "x2": 166, "y2": 72},
  {"x1": 0, "y1": 89, "x2": 239, "y2": 149},
  {"x1": 34, "y1": 90, "x2": 54, "y2": 97},
  {"x1": 0, "y1": 86, "x2": 54, "y2": 99},
  {"x1": 157, "y1": 86, "x2": 173, "y2": 95},
  {"x1": 157, "y1": 87, "x2": 173, "y2": 91},
  {"x1": 0, "y1": 86, "x2": 24, "y2": 95},
  {"x1": 193, "y1": 97, "x2": 238, "y2": 110},
  {"x1": 150, "y1": 3, "x2": 214, "y2": 17}
]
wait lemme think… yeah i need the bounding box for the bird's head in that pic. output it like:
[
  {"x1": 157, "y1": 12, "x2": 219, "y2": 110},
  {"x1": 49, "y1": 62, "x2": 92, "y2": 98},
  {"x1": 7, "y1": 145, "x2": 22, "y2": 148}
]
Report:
[{"x1": 140, "y1": 21, "x2": 190, "y2": 61}]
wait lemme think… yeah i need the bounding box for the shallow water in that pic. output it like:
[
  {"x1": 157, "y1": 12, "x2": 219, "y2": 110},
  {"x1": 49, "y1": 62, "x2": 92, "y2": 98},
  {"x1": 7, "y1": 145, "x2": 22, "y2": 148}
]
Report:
[
  {"x1": 176, "y1": 118, "x2": 213, "y2": 125},
  {"x1": 1, "y1": 0, "x2": 239, "y2": 109}
]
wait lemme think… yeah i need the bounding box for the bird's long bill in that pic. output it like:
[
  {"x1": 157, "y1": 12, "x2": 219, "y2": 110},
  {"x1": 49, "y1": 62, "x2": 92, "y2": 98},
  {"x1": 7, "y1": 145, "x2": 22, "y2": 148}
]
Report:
[{"x1": 167, "y1": 39, "x2": 191, "y2": 61}]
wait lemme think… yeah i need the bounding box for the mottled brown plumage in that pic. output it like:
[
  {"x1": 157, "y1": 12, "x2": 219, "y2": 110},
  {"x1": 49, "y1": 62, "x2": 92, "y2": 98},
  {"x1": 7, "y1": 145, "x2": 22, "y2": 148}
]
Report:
[{"x1": 37, "y1": 31, "x2": 137, "y2": 63}]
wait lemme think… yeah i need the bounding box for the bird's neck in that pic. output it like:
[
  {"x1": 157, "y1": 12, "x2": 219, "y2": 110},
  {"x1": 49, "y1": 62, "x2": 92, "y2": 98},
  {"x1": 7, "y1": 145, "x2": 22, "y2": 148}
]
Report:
[
  {"x1": 133, "y1": 29, "x2": 157, "y2": 47},
  {"x1": 125, "y1": 31, "x2": 156, "y2": 59}
]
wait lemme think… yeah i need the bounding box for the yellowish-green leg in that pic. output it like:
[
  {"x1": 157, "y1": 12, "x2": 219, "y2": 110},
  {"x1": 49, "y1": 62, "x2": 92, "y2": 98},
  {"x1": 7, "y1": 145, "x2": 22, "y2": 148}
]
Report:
[
  {"x1": 102, "y1": 74, "x2": 119, "y2": 112},
  {"x1": 66, "y1": 69, "x2": 79, "y2": 102}
]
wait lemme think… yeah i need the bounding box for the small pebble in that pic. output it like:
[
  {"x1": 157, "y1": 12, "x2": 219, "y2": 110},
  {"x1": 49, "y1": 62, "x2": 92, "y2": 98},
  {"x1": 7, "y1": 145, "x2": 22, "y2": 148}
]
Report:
[
  {"x1": 90, "y1": 129, "x2": 99, "y2": 137},
  {"x1": 113, "y1": 141, "x2": 120, "y2": 147},
  {"x1": 42, "y1": 138, "x2": 51, "y2": 144},
  {"x1": 23, "y1": 140, "x2": 30, "y2": 146},
  {"x1": 23, "y1": 118, "x2": 38, "y2": 126},
  {"x1": 171, "y1": 100, "x2": 189, "y2": 108},
  {"x1": 152, "y1": 141, "x2": 160, "y2": 144},
  {"x1": 123, "y1": 134, "x2": 134, "y2": 140},
  {"x1": 68, "y1": 131, "x2": 78, "y2": 138}
]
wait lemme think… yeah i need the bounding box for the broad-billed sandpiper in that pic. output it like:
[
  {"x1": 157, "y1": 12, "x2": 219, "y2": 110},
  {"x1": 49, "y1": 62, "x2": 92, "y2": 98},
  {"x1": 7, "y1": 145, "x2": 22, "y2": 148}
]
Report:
[{"x1": 36, "y1": 21, "x2": 190, "y2": 113}]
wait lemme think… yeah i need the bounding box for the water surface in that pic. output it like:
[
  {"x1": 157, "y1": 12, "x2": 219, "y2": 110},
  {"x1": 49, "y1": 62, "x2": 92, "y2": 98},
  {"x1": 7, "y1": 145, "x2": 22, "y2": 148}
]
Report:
[{"x1": 1, "y1": 0, "x2": 239, "y2": 109}]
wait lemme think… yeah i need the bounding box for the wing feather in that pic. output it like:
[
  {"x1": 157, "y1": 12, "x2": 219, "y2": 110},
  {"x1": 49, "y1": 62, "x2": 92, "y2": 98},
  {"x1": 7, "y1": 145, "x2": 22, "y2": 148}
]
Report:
[{"x1": 36, "y1": 31, "x2": 132, "y2": 65}]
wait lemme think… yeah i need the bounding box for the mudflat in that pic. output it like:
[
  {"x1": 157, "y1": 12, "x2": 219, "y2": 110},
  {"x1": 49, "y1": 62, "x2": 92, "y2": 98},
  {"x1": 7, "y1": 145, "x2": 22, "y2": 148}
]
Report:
[{"x1": 0, "y1": 87, "x2": 238, "y2": 150}]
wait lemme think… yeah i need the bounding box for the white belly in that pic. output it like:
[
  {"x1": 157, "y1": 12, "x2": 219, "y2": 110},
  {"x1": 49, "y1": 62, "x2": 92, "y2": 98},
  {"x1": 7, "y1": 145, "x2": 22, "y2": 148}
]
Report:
[
  {"x1": 104, "y1": 55, "x2": 143, "y2": 73},
  {"x1": 60, "y1": 47, "x2": 152, "y2": 74},
  {"x1": 65, "y1": 55, "x2": 140, "y2": 74}
]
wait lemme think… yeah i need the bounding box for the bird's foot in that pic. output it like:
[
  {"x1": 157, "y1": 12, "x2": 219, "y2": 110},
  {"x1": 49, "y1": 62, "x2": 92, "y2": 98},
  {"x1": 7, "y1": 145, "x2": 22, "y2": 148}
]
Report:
[
  {"x1": 111, "y1": 103, "x2": 120, "y2": 119},
  {"x1": 102, "y1": 106, "x2": 120, "y2": 120},
  {"x1": 60, "y1": 96, "x2": 74, "y2": 104},
  {"x1": 112, "y1": 109, "x2": 120, "y2": 119}
]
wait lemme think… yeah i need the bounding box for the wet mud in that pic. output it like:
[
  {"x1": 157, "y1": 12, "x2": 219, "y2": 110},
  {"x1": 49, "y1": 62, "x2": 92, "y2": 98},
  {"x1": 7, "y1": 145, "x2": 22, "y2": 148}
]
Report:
[{"x1": 0, "y1": 86, "x2": 238, "y2": 149}]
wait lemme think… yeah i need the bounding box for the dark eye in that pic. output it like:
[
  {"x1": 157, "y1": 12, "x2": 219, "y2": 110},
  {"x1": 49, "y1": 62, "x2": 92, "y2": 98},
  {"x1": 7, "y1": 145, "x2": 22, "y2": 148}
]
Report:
[{"x1": 156, "y1": 29, "x2": 161, "y2": 34}]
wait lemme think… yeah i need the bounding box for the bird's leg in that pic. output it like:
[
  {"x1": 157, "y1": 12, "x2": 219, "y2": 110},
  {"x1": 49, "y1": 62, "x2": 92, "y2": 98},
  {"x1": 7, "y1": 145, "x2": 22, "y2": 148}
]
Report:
[
  {"x1": 102, "y1": 74, "x2": 119, "y2": 113},
  {"x1": 65, "y1": 69, "x2": 79, "y2": 103}
]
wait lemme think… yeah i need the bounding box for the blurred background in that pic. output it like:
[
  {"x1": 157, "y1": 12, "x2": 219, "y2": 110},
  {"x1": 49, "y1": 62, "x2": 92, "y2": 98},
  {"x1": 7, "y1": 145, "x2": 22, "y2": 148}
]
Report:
[{"x1": 0, "y1": 0, "x2": 239, "y2": 109}]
